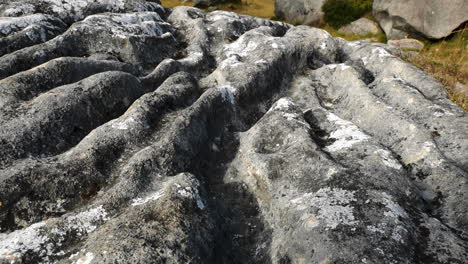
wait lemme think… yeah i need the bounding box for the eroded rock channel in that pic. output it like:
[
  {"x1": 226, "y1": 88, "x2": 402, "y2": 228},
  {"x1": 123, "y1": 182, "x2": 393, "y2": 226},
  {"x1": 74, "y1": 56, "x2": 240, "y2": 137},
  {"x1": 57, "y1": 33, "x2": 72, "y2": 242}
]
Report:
[{"x1": 0, "y1": 0, "x2": 467, "y2": 263}]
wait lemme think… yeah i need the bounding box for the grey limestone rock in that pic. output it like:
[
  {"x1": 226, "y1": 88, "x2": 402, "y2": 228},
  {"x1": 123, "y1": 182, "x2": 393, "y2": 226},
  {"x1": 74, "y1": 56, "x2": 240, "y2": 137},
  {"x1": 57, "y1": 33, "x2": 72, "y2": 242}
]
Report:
[
  {"x1": 338, "y1": 17, "x2": 380, "y2": 36},
  {"x1": 388, "y1": 38, "x2": 425, "y2": 51},
  {"x1": 0, "y1": 1, "x2": 467, "y2": 263},
  {"x1": 274, "y1": 0, "x2": 325, "y2": 26},
  {"x1": 373, "y1": 0, "x2": 468, "y2": 40}
]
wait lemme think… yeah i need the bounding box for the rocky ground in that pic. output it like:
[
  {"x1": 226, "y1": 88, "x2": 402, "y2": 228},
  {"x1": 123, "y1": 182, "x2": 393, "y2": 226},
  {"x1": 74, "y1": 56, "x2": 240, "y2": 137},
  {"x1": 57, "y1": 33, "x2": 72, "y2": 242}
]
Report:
[{"x1": 0, "y1": 0, "x2": 467, "y2": 263}]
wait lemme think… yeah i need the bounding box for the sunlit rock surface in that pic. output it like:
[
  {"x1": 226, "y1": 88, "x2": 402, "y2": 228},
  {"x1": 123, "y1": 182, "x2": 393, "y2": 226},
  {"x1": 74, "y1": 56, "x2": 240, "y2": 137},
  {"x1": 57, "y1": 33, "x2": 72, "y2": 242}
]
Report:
[
  {"x1": 373, "y1": 0, "x2": 468, "y2": 40},
  {"x1": 0, "y1": 0, "x2": 467, "y2": 263}
]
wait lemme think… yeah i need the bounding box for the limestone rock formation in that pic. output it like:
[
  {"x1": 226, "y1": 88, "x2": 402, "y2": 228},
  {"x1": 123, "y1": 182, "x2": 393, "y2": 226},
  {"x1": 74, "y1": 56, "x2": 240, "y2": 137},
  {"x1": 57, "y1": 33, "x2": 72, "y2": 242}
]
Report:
[
  {"x1": 388, "y1": 38, "x2": 425, "y2": 51},
  {"x1": 0, "y1": 0, "x2": 467, "y2": 263},
  {"x1": 373, "y1": 0, "x2": 468, "y2": 40},
  {"x1": 274, "y1": 0, "x2": 325, "y2": 26},
  {"x1": 338, "y1": 17, "x2": 380, "y2": 36}
]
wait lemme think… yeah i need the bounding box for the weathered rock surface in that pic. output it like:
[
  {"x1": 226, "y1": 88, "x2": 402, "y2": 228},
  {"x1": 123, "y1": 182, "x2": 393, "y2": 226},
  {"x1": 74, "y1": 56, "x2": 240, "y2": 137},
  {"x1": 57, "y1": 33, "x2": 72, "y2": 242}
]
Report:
[
  {"x1": 274, "y1": 0, "x2": 325, "y2": 26},
  {"x1": 0, "y1": 0, "x2": 467, "y2": 263},
  {"x1": 453, "y1": 82, "x2": 468, "y2": 96},
  {"x1": 338, "y1": 17, "x2": 380, "y2": 36},
  {"x1": 388, "y1": 38, "x2": 425, "y2": 51},
  {"x1": 373, "y1": 0, "x2": 468, "y2": 40}
]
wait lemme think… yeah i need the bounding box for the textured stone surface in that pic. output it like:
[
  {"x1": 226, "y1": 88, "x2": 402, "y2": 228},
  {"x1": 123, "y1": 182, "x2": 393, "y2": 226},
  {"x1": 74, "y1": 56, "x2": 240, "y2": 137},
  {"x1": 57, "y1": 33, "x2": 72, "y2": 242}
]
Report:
[
  {"x1": 454, "y1": 82, "x2": 468, "y2": 96},
  {"x1": 387, "y1": 39, "x2": 424, "y2": 51},
  {"x1": 373, "y1": 0, "x2": 468, "y2": 40},
  {"x1": 388, "y1": 38, "x2": 425, "y2": 51},
  {"x1": 0, "y1": 1, "x2": 467, "y2": 263},
  {"x1": 338, "y1": 17, "x2": 380, "y2": 36},
  {"x1": 274, "y1": 0, "x2": 325, "y2": 26}
]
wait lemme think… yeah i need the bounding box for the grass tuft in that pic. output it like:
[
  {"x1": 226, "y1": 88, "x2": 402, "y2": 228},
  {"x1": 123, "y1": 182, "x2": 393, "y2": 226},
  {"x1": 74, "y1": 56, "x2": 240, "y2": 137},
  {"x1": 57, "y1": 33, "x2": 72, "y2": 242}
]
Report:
[
  {"x1": 322, "y1": 0, "x2": 373, "y2": 29},
  {"x1": 405, "y1": 27, "x2": 468, "y2": 110}
]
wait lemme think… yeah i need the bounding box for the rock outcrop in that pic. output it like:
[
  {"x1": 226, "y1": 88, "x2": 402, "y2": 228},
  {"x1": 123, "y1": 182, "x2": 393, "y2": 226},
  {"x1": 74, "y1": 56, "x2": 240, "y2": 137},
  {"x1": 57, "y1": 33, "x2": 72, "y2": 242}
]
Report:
[
  {"x1": 388, "y1": 38, "x2": 425, "y2": 51},
  {"x1": 338, "y1": 17, "x2": 380, "y2": 36},
  {"x1": 373, "y1": 0, "x2": 468, "y2": 39},
  {"x1": 1, "y1": 0, "x2": 468, "y2": 263},
  {"x1": 274, "y1": 0, "x2": 325, "y2": 26}
]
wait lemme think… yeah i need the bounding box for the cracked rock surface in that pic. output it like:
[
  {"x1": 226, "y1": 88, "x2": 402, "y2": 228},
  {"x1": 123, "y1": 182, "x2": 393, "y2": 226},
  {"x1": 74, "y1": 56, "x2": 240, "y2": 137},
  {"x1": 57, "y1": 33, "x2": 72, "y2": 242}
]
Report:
[{"x1": 0, "y1": 0, "x2": 467, "y2": 263}]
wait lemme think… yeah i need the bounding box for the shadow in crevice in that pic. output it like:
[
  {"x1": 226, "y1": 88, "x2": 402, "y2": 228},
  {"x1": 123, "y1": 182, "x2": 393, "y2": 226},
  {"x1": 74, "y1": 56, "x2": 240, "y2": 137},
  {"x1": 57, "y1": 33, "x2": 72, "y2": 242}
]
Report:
[{"x1": 193, "y1": 127, "x2": 273, "y2": 263}]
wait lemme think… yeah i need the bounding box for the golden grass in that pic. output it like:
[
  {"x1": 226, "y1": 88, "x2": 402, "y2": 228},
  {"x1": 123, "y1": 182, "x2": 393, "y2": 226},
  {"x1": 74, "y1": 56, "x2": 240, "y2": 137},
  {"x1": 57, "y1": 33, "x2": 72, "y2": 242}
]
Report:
[
  {"x1": 160, "y1": 0, "x2": 275, "y2": 18},
  {"x1": 406, "y1": 28, "x2": 468, "y2": 110},
  {"x1": 160, "y1": 0, "x2": 193, "y2": 8},
  {"x1": 214, "y1": 0, "x2": 275, "y2": 18}
]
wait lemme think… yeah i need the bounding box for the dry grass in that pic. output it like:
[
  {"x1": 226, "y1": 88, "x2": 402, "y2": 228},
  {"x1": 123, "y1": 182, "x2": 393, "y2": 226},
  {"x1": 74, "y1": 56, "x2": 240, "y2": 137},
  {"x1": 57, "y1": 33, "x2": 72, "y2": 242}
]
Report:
[
  {"x1": 320, "y1": 23, "x2": 386, "y2": 42},
  {"x1": 160, "y1": 0, "x2": 275, "y2": 18},
  {"x1": 160, "y1": 0, "x2": 193, "y2": 8},
  {"x1": 406, "y1": 28, "x2": 468, "y2": 110},
  {"x1": 214, "y1": 0, "x2": 275, "y2": 18}
]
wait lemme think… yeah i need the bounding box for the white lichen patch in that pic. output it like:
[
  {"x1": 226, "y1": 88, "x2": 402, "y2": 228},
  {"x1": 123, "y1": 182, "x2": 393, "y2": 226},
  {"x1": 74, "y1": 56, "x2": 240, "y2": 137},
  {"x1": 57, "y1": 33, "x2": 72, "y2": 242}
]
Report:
[
  {"x1": 291, "y1": 188, "x2": 358, "y2": 230},
  {"x1": 325, "y1": 113, "x2": 370, "y2": 152},
  {"x1": 39, "y1": 0, "x2": 161, "y2": 22},
  {"x1": 325, "y1": 167, "x2": 338, "y2": 180},
  {"x1": 339, "y1": 64, "x2": 351, "y2": 70},
  {"x1": 300, "y1": 214, "x2": 320, "y2": 230},
  {"x1": 82, "y1": 12, "x2": 171, "y2": 39},
  {"x1": 176, "y1": 185, "x2": 206, "y2": 210},
  {"x1": 391, "y1": 225, "x2": 407, "y2": 243},
  {"x1": 0, "y1": 14, "x2": 51, "y2": 36},
  {"x1": 267, "y1": 98, "x2": 310, "y2": 128},
  {"x1": 220, "y1": 55, "x2": 243, "y2": 69},
  {"x1": 367, "y1": 223, "x2": 387, "y2": 234},
  {"x1": 75, "y1": 252, "x2": 94, "y2": 264},
  {"x1": 132, "y1": 190, "x2": 165, "y2": 206},
  {"x1": 361, "y1": 56, "x2": 369, "y2": 65},
  {"x1": 429, "y1": 105, "x2": 455, "y2": 117},
  {"x1": 65, "y1": 206, "x2": 109, "y2": 234},
  {"x1": 224, "y1": 37, "x2": 259, "y2": 58},
  {"x1": 406, "y1": 141, "x2": 444, "y2": 167},
  {"x1": 180, "y1": 51, "x2": 204, "y2": 64},
  {"x1": 25, "y1": 25, "x2": 48, "y2": 42},
  {"x1": 3, "y1": 3, "x2": 36, "y2": 17},
  {"x1": 111, "y1": 117, "x2": 136, "y2": 130},
  {"x1": 371, "y1": 47, "x2": 393, "y2": 62},
  {"x1": 0, "y1": 206, "x2": 109, "y2": 263},
  {"x1": 326, "y1": 63, "x2": 350, "y2": 71},
  {"x1": 206, "y1": 11, "x2": 240, "y2": 22},
  {"x1": 319, "y1": 42, "x2": 327, "y2": 50},
  {"x1": 0, "y1": 222, "x2": 48, "y2": 262},
  {"x1": 269, "y1": 98, "x2": 294, "y2": 112},
  {"x1": 373, "y1": 192, "x2": 408, "y2": 220},
  {"x1": 374, "y1": 149, "x2": 402, "y2": 170},
  {"x1": 282, "y1": 113, "x2": 311, "y2": 129}
]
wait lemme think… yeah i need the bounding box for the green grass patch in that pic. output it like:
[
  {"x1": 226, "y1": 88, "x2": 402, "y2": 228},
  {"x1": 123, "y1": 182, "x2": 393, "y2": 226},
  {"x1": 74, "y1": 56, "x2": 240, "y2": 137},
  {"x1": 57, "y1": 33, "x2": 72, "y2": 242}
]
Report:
[
  {"x1": 321, "y1": 24, "x2": 386, "y2": 43},
  {"x1": 322, "y1": 0, "x2": 373, "y2": 29}
]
